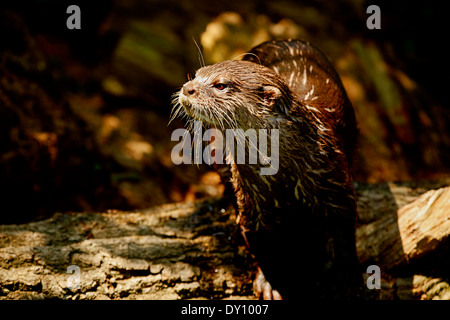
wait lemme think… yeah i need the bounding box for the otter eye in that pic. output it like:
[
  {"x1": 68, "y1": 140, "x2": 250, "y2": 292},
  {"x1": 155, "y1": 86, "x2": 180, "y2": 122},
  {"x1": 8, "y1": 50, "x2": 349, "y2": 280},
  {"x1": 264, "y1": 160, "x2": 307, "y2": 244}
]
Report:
[{"x1": 213, "y1": 83, "x2": 228, "y2": 90}]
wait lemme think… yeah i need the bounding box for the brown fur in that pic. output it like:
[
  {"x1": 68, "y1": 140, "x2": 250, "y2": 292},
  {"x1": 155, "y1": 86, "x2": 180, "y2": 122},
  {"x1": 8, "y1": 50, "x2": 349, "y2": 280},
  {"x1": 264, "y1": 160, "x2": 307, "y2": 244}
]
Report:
[{"x1": 172, "y1": 40, "x2": 362, "y2": 299}]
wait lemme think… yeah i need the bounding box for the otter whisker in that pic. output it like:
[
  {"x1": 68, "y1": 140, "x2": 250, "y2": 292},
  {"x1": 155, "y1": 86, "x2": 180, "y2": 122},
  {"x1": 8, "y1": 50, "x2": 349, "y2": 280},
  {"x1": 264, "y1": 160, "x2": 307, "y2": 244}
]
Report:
[
  {"x1": 169, "y1": 100, "x2": 186, "y2": 126},
  {"x1": 168, "y1": 107, "x2": 180, "y2": 125},
  {"x1": 214, "y1": 106, "x2": 234, "y2": 130},
  {"x1": 169, "y1": 92, "x2": 182, "y2": 118},
  {"x1": 211, "y1": 107, "x2": 225, "y2": 130},
  {"x1": 192, "y1": 37, "x2": 205, "y2": 68}
]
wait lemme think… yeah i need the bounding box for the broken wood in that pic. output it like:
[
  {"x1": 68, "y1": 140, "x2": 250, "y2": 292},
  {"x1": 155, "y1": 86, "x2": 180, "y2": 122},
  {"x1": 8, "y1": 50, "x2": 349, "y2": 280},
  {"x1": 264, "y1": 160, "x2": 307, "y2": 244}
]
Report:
[
  {"x1": 1, "y1": 182, "x2": 449, "y2": 300},
  {"x1": 356, "y1": 186, "x2": 450, "y2": 270}
]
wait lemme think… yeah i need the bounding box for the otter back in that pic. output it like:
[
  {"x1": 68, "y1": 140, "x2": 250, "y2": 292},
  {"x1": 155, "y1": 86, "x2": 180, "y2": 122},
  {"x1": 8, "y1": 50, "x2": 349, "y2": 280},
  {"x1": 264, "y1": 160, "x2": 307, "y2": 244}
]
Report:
[{"x1": 244, "y1": 39, "x2": 358, "y2": 162}]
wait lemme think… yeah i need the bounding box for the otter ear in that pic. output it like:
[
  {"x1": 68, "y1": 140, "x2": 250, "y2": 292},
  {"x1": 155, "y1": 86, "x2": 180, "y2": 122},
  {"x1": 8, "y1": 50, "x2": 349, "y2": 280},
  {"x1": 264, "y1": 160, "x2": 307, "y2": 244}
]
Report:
[{"x1": 262, "y1": 86, "x2": 282, "y2": 108}]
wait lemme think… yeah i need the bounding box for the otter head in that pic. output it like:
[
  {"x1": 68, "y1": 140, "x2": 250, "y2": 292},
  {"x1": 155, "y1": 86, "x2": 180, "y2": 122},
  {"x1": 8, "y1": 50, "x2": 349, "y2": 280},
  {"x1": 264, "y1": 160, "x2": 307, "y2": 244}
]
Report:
[{"x1": 173, "y1": 60, "x2": 293, "y2": 129}]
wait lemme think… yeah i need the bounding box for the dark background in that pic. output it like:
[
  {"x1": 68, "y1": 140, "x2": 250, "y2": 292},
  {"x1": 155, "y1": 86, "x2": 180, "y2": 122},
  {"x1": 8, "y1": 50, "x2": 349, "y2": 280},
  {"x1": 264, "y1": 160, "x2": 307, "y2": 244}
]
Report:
[{"x1": 0, "y1": 0, "x2": 448, "y2": 223}]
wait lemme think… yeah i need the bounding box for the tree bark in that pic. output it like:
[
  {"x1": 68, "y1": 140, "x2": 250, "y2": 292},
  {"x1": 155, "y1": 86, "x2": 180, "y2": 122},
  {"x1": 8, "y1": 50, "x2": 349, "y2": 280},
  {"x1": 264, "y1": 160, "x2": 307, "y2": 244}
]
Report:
[
  {"x1": 356, "y1": 186, "x2": 450, "y2": 270},
  {"x1": 1, "y1": 182, "x2": 449, "y2": 300}
]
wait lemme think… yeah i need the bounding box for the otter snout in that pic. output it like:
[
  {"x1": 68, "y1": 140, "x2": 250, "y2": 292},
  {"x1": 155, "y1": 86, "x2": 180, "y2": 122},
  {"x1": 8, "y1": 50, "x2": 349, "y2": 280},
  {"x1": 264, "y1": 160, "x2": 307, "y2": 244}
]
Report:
[{"x1": 182, "y1": 81, "x2": 197, "y2": 97}]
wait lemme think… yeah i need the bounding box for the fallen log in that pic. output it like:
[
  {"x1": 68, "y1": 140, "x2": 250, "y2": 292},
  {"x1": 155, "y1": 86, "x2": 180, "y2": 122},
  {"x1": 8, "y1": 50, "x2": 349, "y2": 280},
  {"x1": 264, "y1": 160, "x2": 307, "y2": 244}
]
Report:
[
  {"x1": 1, "y1": 182, "x2": 449, "y2": 300},
  {"x1": 356, "y1": 186, "x2": 450, "y2": 270}
]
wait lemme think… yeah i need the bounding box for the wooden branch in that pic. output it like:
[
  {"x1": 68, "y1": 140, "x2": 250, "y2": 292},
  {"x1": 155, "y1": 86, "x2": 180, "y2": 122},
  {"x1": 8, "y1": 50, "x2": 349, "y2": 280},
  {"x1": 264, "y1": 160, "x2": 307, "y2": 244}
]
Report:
[
  {"x1": 356, "y1": 187, "x2": 450, "y2": 270},
  {"x1": 0, "y1": 200, "x2": 255, "y2": 300},
  {"x1": 1, "y1": 183, "x2": 449, "y2": 300}
]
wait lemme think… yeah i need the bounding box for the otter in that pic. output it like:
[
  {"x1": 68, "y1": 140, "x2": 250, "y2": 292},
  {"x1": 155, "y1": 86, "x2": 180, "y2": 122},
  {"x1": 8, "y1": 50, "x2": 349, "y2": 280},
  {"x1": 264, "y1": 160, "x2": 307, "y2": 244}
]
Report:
[{"x1": 172, "y1": 39, "x2": 362, "y2": 300}]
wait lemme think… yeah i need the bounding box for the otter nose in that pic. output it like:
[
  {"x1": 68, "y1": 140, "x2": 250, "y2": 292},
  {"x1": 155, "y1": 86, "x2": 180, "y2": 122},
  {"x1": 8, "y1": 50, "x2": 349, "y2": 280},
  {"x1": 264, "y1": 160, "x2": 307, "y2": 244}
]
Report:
[{"x1": 182, "y1": 81, "x2": 196, "y2": 96}]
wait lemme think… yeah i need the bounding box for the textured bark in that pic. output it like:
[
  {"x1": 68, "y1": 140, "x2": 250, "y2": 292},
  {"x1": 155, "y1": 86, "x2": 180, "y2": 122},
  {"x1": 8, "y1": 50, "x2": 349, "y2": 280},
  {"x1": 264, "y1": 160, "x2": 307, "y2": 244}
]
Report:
[
  {"x1": 0, "y1": 200, "x2": 256, "y2": 300},
  {"x1": 1, "y1": 182, "x2": 449, "y2": 300},
  {"x1": 356, "y1": 187, "x2": 450, "y2": 270}
]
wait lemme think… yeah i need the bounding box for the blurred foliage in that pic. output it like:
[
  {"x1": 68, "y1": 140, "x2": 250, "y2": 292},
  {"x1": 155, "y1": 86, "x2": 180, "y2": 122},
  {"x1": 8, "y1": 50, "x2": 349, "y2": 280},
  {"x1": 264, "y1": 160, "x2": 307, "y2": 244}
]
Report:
[{"x1": 0, "y1": 0, "x2": 448, "y2": 223}]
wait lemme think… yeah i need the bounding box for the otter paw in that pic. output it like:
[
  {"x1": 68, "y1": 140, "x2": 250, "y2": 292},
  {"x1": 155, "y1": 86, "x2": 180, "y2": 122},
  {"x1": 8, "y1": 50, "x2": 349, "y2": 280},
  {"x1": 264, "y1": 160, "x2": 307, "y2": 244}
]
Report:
[{"x1": 253, "y1": 268, "x2": 282, "y2": 300}]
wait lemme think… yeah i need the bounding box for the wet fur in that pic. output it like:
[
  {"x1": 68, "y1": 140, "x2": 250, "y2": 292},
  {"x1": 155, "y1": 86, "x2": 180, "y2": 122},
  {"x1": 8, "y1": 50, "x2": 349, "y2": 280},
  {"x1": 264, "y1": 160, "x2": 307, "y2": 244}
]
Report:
[{"x1": 172, "y1": 40, "x2": 362, "y2": 299}]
